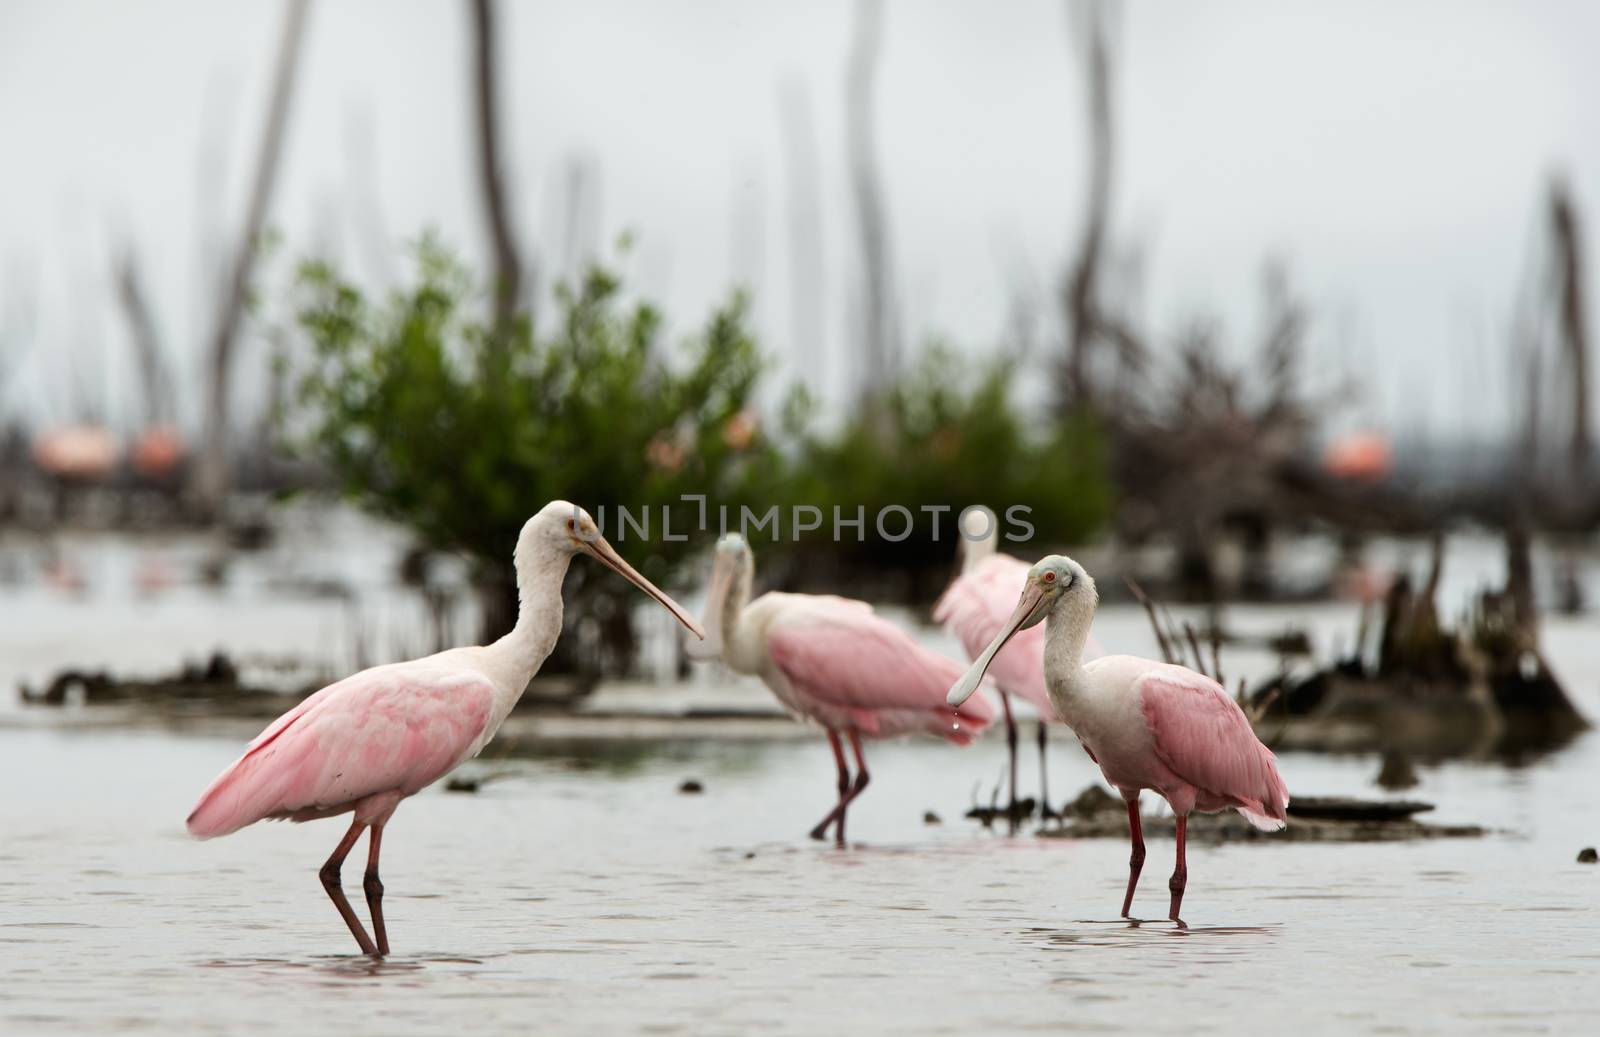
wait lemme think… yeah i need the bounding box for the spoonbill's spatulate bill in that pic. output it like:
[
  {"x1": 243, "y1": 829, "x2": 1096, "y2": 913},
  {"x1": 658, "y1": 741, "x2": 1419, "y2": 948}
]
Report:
[
  {"x1": 691, "y1": 534, "x2": 996, "y2": 846},
  {"x1": 948, "y1": 555, "x2": 1289, "y2": 925},
  {"x1": 933, "y1": 505, "x2": 1099, "y2": 824},
  {"x1": 185, "y1": 501, "x2": 705, "y2": 957}
]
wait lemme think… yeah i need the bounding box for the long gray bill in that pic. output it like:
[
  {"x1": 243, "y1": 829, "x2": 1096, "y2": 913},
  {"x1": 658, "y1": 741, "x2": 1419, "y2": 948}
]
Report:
[
  {"x1": 585, "y1": 534, "x2": 706, "y2": 641},
  {"x1": 947, "y1": 582, "x2": 1046, "y2": 707}
]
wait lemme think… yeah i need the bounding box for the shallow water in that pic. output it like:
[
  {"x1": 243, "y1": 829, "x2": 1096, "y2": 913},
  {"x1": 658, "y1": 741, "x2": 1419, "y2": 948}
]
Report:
[
  {"x1": 4, "y1": 520, "x2": 1600, "y2": 1033},
  {"x1": 3, "y1": 717, "x2": 1599, "y2": 1035}
]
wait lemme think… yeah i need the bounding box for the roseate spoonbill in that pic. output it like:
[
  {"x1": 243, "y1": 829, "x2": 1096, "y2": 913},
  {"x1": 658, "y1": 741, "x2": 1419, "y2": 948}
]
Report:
[
  {"x1": 690, "y1": 534, "x2": 996, "y2": 846},
  {"x1": 933, "y1": 506, "x2": 1097, "y2": 825},
  {"x1": 186, "y1": 501, "x2": 704, "y2": 957},
  {"x1": 947, "y1": 555, "x2": 1288, "y2": 924}
]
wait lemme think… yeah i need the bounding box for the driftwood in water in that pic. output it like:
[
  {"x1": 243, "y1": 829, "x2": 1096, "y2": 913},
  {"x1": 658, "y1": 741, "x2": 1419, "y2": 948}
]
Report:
[
  {"x1": 1287, "y1": 796, "x2": 1432, "y2": 822},
  {"x1": 1041, "y1": 784, "x2": 1484, "y2": 843}
]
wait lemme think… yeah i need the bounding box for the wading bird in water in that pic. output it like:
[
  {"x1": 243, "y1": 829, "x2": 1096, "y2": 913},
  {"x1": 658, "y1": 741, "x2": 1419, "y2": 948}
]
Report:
[
  {"x1": 186, "y1": 502, "x2": 704, "y2": 956},
  {"x1": 691, "y1": 534, "x2": 996, "y2": 846},
  {"x1": 934, "y1": 506, "x2": 1099, "y2": 826},
  {"x1": 947, "y1": 555, "x2": 1288, "y2": 924}
]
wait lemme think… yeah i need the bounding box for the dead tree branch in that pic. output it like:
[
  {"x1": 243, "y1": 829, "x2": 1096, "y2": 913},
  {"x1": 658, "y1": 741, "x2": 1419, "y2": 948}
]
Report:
[
  {"x1": 846, "y1": 0, "x2": 898, "y2": 402},
  {"x1": 192, "y1": 0, "x2": 310, "y2": 515},
  {"x1": 469, "y1": 0, "x2": 524, "y2": 338}
]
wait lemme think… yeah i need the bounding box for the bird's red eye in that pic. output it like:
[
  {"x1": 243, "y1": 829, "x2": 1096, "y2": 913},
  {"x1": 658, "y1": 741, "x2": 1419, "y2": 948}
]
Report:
[
  {"x1": 1043, "y1": 571, "x2": 1056, "y2": 583},
  {"x1": 567, "y1": 518, "x2": 577, "y2": 531}
]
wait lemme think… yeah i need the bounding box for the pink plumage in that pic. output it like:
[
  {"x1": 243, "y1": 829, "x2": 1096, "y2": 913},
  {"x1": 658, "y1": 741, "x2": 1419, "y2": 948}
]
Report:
[
  {"x1": 945, "y1": 552, "x2": 1291, "y2": 923},
  {"x1": 696, "y1": 534, "x2": 996, "y2": 845},
  {"x1": 934, "y1": 553, "x2": 1054, "y2": 717},
  {"x1": 767, "y1": 604, "x2": 996, "y2": 743},
  {"x1": 1135, "y1": 669, "x2": 1289, "y2": 831},
  {"x1": 187, "y1": 664, "x2": 495, "y2": 839},
  {"x1": 180, "y1": 501, "x2": 709, "y2": 958}
]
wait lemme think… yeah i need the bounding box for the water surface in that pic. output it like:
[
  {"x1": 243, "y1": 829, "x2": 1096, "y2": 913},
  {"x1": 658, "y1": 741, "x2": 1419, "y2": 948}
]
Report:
[{"x1": 3, "y1": 521, "x2": 1598, "y2": 1033}]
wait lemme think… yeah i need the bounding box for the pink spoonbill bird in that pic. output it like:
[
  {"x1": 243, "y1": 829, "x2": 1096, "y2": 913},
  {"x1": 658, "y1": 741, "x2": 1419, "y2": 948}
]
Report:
[
  {"x1": 690, "y1": 534, "x2": 996, "y2": 846},
  {"x1": 934, "y1": 506, "x2": 1099, "y2": 825},
  {"x1": 947, "y1": 555, "x2": 1288, "y2": 924},
  {"x1": 186, "y1": 501, "x2": 705, "y2": 956}
]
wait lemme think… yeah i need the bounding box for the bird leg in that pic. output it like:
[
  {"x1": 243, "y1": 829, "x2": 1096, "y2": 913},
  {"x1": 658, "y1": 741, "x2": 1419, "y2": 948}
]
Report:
[
  {"x1": 806, "y1": 730, "x2": 871, "y2": 847},
  {"x1": 808, "y1": 729, "x2": 853, "y2": 842},
  {"x1": 319, "y1": 819, "x2": 379, "y2": 957},
  {"x1": 1168, "y1": 814, "x2": 1189, "y2": 927},
  {"x1": 363, "y1": 822, "x2": 389, "y2": 957},
  {"x1": 834, "y1": 731, "x2": 871, "y2": 848},
  {"x1": 1120, "y1": 793, "x2": 1145, "y2": 919},
  {"x1": 1036, "y1": 722, "x2": 1056, "y2": 823},
  {"x1": 1000, "y1": 692, "x2": 1020, "y2": 832}
]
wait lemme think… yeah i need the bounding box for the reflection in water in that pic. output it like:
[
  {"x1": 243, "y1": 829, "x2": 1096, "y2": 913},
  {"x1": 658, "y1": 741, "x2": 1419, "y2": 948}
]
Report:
[{"x1": 1024, "y1": 920, "x2": 1279, "y2": 949}]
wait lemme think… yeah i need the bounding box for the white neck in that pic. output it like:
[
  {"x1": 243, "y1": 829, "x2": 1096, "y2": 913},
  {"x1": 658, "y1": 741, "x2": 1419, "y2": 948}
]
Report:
[
  {"x1": 481, "y1": 539, "x2": 573, "y2": 697},
  {"x1": 717, "y1": 562, "x2": 762, "y2": 674},
  {"x1": 1042, "y1": 593, "x2": 1096, "y2": 697},
  {"x1": 959, "y1": 533, "x2": 999, "y2": 576}
]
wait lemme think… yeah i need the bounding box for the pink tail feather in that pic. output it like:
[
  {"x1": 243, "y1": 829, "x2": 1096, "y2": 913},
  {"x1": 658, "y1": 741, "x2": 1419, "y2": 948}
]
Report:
[
  {"x1": 1237, "y1": 765, "x2": 1291, "y2": 831},
  {"x1": 186, "y1": 735, "x2": 315, "y2": 839}
]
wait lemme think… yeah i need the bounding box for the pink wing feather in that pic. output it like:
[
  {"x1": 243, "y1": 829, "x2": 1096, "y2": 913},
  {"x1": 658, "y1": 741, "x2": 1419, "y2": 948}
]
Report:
[
  {"x1": 767, "y1": 603, "x2": 995, "y2": 744},
  {"x1": 1136, "y1": 671, "x2": 1289, "y2": 830},
  {"x1": 186, "y1": 664, "x2": 495, "y2": 839}
]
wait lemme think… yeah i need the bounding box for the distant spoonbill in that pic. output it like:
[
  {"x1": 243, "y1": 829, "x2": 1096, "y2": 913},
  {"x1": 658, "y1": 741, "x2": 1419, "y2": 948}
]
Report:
[
  {"x1": 186, "y1": 501, "x2": 705, "y2": 956},
  {"x1": 691, "y1": 534, "x2": 996, "y2": 846},
  {"x1": 947, "y1": 555, "x2": 1288, "y2": 924},
  {"x1": 934, "y1": 506, "x2": 1099, "y2": 824}
]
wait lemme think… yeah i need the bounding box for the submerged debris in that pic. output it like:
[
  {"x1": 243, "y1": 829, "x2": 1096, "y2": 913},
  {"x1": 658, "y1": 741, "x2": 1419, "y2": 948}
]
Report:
[
  {"x1": 1065, "y1": 784, "x2": 1121, "y2": 818},
  {"x1": 18, "y1": 652, "x2": 318, "y2": 717},
  {"x1": 1375, "y1": 751, "x2": 1420, "y2": 790},
  {"x1": 1250, "y1": 532, "x2": 1589, "y2": 757},
  {"x1": 678, "y1": 779, "x2": 704, "y2": 794},
  {"x1": 444, "y1": 776, "x2": 481, "y2": 793},
  {"x1": 965, "y1": 798, "x2": 1037, "y2": 828},
  {"x1": 1579, "y1": 847, "x2": 1598, "y2": 864},
  {"x1": 922, "y1": 811, "x2": 942, "y2": 825}
]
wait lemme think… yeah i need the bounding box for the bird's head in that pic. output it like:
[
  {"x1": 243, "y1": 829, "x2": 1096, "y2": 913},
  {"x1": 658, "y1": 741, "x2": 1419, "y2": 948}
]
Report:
[
  {"x1": 518, "y1": 500, "x2": 705, "y2": 641},
  {"x1": 946, "y1": 554, "x2": 1096, "y2": 707},
  {"x1": 955, "y1": 505, "x2": 1000, "y2": 568}
]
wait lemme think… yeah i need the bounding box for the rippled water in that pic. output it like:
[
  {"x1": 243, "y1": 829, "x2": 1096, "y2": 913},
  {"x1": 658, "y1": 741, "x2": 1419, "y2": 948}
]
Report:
[
  {"x1": 3, "y1": 716, "x2": 1599, "y2": 1034},
  {"x1": 4, "y1": 520, "x2": 1599, "y2": 1033}
]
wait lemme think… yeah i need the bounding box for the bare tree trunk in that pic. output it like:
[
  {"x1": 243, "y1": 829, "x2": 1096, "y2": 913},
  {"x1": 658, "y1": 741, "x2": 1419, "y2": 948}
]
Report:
[
  {"x1": 469, "y1": 0, "x2": 524, "y2": 339},
  {"x1": 1505, "y1": 523, "x2": 1538, "y2": 645},
  {"x1": 846, "y1": 0, "x2": 898, "y2": 403},
  {"x1": 113, "y1": 242, "x2": 171, "y2": 428},
  {"x1": 192, "y1": 0, "x2": 311, "y2": 517},
  {"x1": 1059, "y1": 0, "x2": 1115, "y2": 411},
  {"x1": 557, "y1": 155, "x2": 601, "y2": 286},
  {"x1": 1550, "y1": 179, "x2": 1590, "y2": 476},
  {"x1": 778, "y1": 77, "x2": 826, "y2": 399}
]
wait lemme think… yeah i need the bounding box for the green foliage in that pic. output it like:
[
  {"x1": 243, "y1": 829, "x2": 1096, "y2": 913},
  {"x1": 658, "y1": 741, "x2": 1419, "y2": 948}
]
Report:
[
  {"x1": 786, "y1": 346, "x2": 1113, "y2": 576},
  {"x1": 292, "y1": 241, "x2": 782, "y2": 650},
  {"x1": 289, "y1": 240, "x2": 1113, "y2": 669}
]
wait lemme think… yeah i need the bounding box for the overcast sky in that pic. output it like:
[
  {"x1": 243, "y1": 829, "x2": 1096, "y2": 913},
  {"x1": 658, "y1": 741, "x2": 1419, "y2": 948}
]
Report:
[{"x1": 2, "y1": 0, "x2": 1597, "y2": 440}]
